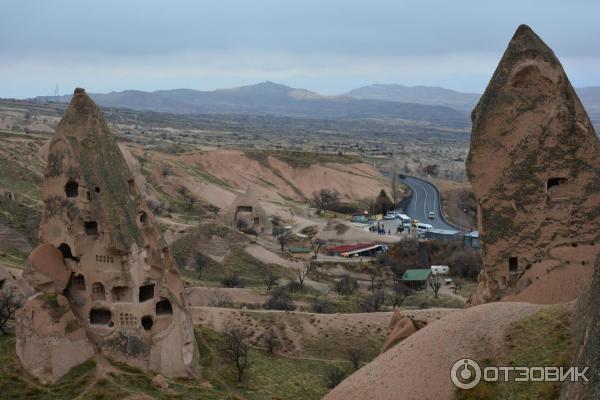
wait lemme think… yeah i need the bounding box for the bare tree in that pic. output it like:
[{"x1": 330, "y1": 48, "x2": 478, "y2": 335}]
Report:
[
  {"x1": 262, "y1": 266, "x2": 279, "y2": 292},
  {"x1": 276, "y1": 231, "x2": 292, "y2": 254},
  {"x1": 0, "y1": 286, "x2": 22, "y2": 334},
  {"x1": 429, "y1": 273, "x2": 441, "y2": 299},
  {"x1": 390, "y1": 283, "x2": 411, "y2": 309},
  {"x1": 303, "y1": 226, "x2": 325, "y2": 259},
  {"x1": 296, "y1": 261, "x2": 314, "y2": 289},
  {"x1": 159, "y1": 164, "x2": 172, "y2": 178},
  {"x1": 176, "y1": 185, "x2": 197, "y2": 210},
  {"x1": 348, "y1": 347, "x2": 361, "y2": 370},
  {"x1": 221, "y1": 327, "x2": 251, "y2": 383},
  {"x1": 310, "y1": 189, "x2": 341, "y2": 212},
  {"x1": 190, "y1": 250, "x2": 209, "y2": 278},
  {"x1": 390, "y1": 154, "x2": 399, "y2": 207},
  {"x1": 263, "y1": 330, "x2": 277, "y2": 354},
  {"x1": 361, "y1": 282, "x2": 385, "y2": 312},
  {"x1": 207, "y1": 290, "x2": 233, "y2": 307},
  {"x1": 366, "y1": 267, "x2": 380, "y2": 292}
]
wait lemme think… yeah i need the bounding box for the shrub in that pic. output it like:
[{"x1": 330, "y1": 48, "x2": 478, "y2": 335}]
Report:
[
  {"x1": 221, "y1": 275, "x2": 244, "y2": 288},
  {"x1": 264, "y1": 287, "x2": 295, "y2": 311},
  {"x1": 324, "y1": 366, "x2": 347, "y2": 389}
]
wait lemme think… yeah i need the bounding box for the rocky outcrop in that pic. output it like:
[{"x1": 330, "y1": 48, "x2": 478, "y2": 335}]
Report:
[
  {"x1": 15, "y1": 293, "x2": 95, "y2": 384},
  {"x1": 381, "y1": 312, "x2": 427, "y2": 353},
  {"x1": 467, "y1": 25, "x2": 600, "y2": 305},
  {"x1": 560, "y1": 253, "x2": 600, "y2": 399},
  {"x1": 16, "y1": 88, "x2": 200, "y2": 382}
]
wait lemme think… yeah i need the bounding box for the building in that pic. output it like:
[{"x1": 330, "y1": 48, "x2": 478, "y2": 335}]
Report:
[
  {"x1": 325, "y1": 243, "x2": 388, "y2": 258},
  {"x1": 463, "y1": 231, "x2": 480, "y2": 249},
  {"x1": 401, "y1": 269, "x2": 432, "y2": 290},
  {"x1": 424, "y1": 228, "x2": 460, "y2": 242}
]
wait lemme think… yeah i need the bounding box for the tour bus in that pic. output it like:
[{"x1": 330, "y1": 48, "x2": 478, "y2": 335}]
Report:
[
  {"x1": 416, "y1": 222, "x2": 434, "y2": 234},
  {"x1": 399, "y1": 214, "x2": 412, "y2": 229}
]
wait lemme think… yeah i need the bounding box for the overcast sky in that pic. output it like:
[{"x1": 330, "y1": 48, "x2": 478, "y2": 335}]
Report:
[{"x1": 1, "y1": 0, "x2": 599, "y2": 98}]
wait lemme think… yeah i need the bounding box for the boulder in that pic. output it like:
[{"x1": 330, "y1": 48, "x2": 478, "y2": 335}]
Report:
[
  {"x1": 15, "y1": 293, "x2": 95, "y2": 384},
  {"x1": 22, "y1": 244, "x2": 70, "y2": 293},
  {"x1": 151, "y1": 374, "x2": 169, "y2": 389}
]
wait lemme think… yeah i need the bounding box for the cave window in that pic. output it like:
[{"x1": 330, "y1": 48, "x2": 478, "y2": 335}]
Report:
[
  {"x1": 91, "y1": 283, "x2": 105, "y2": 300},
  {"x1": 509, "y1": 257, "x2": 518, "y2": 273},
  {"x1": 547, "y1": 177, "x2": 567, "y2": 191},
  {"x1": 94, "y1": 187, "x2": 101, "y2": 194},
  {"x1": 65, "y1": 180, "x2": 79, "y2": 198},
  {"x1": 141, "y1": 316, "x2": 153, "y2": 331},
  {"x1": 128, "y1": 179, "x2": 136, "y2": 195},
  {"x1": 86, "y1": 191, "x2": 91, "y2": 201},
  {"x1": 139, "y1": 283, "x2": 155, "y2": 303},
  {"x1": 253, "y1": 217, "x2": 260, "y2": 225},
  {"x1": 139, "y1": 212, "x2": 148, "y2": 226},
  {"x1": 111, "y1": 286, "x2": 132, "y2": 302},
  {"x1": 85, "y1": 221, "x2": 98, "y2": 236},
  {"x1": 156, "y1": 298, "x2": 173, "y2": 316},
  {"x1": 90, "y1": 308, "x2": 112, "y2": 326},
  {"x1": 58, "y1": 243, "x2": 79, "y2": 261},
  {"x1": 70, "y1": 274, "x2": 86, "y2": 290}
]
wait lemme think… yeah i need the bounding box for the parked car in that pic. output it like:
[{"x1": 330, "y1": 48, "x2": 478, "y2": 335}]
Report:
[{"x1": 428, "y1": 211, "x2": 435, "y2": 219}]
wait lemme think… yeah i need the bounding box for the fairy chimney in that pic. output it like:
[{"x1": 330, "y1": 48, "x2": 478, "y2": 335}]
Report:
[
  {"x1": 467, "y1": 25, "x2": 600, "y2": 305},
  {"x1": 17, "y1": 88, "x2": 200, "y2": 381}
]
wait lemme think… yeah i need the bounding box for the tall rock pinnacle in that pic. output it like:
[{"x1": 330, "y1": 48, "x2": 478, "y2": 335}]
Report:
[
  {"x1": 17, "y1": 88, "x2": 200, "y2": 382},
  {"x1": 467, "y1": 25, "x2": 600, "y2": 305}
]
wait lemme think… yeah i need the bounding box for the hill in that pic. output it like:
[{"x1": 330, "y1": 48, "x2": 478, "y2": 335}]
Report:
[
  {"x1": 344, "y1": 84, "x2": 481, "y2": 111},
  {"x1": 33, "y1": 81, "x2": 469, "y2": 127}
]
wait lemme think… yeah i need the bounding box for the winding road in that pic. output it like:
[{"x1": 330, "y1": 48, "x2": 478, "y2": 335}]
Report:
[{"x1": 399, "y1": 175, "x2": 461, "y2": 231}]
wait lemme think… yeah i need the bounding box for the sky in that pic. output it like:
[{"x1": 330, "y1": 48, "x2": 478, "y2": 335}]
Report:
[{"x1": 1, "y1": 0, "x2": 599, "y2": 98}]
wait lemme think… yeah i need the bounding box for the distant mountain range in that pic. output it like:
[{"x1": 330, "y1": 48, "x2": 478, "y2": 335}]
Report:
[
  {"x1": 33, "y1": 82, "x2": 469, "y2": 128},
  {"x1": 32, "y1": 82, "x2": 600, "y2": 128},
  {"x1": 344, "y1": 84, "x2": 481, "y2": 111}
]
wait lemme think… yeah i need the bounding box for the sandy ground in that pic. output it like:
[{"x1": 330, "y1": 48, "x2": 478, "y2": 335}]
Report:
[{"x1": 324, "y1": 302, "x2": 545, "y2": 400}]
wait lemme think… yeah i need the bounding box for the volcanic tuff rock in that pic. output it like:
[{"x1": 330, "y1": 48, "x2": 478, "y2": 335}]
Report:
[
  {"x1": 466, "y1": 25, "x2": 600, "y2": 305},
  {"x1": 16, "y1": 88, "x2": 200, "y2": 382}
]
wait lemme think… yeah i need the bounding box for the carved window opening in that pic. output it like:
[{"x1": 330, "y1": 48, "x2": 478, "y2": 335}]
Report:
[
  {"x1": 65, "y1": 180, "x2": 79, "y2": 198},
  {"x1": 141, "y1": 316, "x2": 153, "y2": 331},
  {"x1": 91, "y1": 283, "x2": 105, "y2": 300},
  {"x1": 90, "y1": 308, "x2": 111, "y2": 325},
  {"x1": 139, "y1": 212, "x2": 148, "y2": 226},
  {"x1": 547, "y1": 177, "x2": 567, "y2": 191},
  {"x1": 509, "y1": 257, "x2": 518, "y2": 273},
  {"x1": 128, "y1": 179, "x2": 136, "y2": 195},
  {"x1": 139, "y1": 283, "x2": 155, "y2": 303},
  {"x1": 58, "y1": 243, "x2": 78, "y2": 261},
  {"x1": 70, "y1": 274, "x2": 86, "y2": 290},
  {"x1": 85, "y1": 221, "x2": 99, "y2": 236},
  {"x1": 156, "y1": 298, "x2": 173, "y2": 316},
  {"x1": 119, "y1": 312, "x2": 137, "y2": 326},
  {"x1": 94, "y1": 186, "x2": 101, "y2": 194},
  {"x1": 111, "y1": 286, "x2": 132, "y2": 302}
]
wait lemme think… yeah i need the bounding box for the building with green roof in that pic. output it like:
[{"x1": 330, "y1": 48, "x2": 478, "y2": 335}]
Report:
[{"x1": 401, "y1": 268, "x2": 432, "y2": 290}]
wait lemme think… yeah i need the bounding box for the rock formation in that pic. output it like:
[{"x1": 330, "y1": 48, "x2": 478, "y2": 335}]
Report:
[
  {"x1": 16, "y1": 88, "x2": 200, "y2": 382},
  {"x1": 380, "y1": 311, "x2": 427, "y2": 353},
  {"x1": 222, "y1": 186, "x2": 271, "y2": 234},
  {"x1": 467, "y1": 25, "x2": 600, "y2": 304}
]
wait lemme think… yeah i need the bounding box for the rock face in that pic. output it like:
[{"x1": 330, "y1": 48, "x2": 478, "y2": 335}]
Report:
[
  {"x1": 467, "y1": 25, "x2": 600, "y2": 305},
  {"x1": 381, "y1": 312, "x2": 427, "y2": 353},
  {"x1": 17, "y1": 88, "x2": 200, "y2": 382}
]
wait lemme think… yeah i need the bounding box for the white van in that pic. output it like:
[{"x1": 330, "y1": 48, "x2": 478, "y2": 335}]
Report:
[
  {"x1": 431, "y1": 265, "x2": 450, "y2": 275},
  {"x1": 416, "y1": 223, "x2": 434, "y2": 233},
  {"x1": 384, "y1": 211, "x2": 401, "y2": 220}
]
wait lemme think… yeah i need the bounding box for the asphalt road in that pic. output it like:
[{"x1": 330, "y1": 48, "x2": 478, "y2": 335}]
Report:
[{"x1": 399, "y1": 175, "x2": 460, "y2": 231}]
